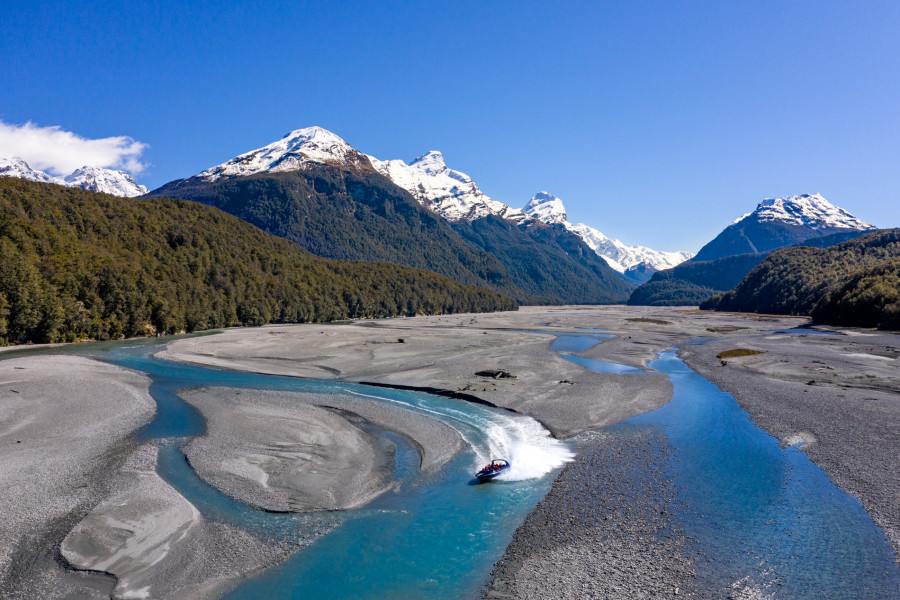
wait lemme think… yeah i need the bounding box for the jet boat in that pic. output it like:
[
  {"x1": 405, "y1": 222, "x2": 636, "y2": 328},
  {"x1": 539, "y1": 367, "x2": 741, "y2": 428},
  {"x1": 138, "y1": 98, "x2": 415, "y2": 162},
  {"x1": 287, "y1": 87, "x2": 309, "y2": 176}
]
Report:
[{"x1": 475, "y1": 459, "x2": 510, "y2": 480}]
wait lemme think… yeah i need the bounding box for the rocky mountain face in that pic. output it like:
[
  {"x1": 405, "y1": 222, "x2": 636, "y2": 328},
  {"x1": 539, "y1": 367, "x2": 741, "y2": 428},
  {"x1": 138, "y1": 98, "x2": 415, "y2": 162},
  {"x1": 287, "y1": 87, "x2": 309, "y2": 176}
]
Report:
[
  {"x1": 197, "y1": 126, "x2": 374, "y2": 181},
  {"x1": 153, "y1": 126, "x2": 633, "y2": 304},
  {"x1": 0, "y1": 156, "x2": 56, "y2": 184},
  {"x1": 0, "y1": 156, "x2": 147, "y2": 197},
  {"x1": 522, "y1": 191, "x2": 692, "y2": 283},
  {"x1": 692, "y1": 193, "x2": 875, "y2": 262},
  {"x1": 60, "y1": 166, "x2": 149, "y2": 197}
]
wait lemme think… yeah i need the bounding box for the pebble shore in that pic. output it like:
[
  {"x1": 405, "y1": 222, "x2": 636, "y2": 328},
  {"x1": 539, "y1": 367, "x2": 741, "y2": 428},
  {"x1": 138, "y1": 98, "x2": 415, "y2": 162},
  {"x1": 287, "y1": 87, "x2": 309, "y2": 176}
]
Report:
[{"x1": 484, "y1": 427, "x2": 697, "y2": 599}]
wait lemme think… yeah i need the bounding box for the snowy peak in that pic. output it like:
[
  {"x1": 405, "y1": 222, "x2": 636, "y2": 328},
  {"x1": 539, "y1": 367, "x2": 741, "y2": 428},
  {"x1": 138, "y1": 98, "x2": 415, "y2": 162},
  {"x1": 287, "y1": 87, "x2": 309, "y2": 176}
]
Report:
[
  {"x1": 741, "y1": 193, "x2": 874, "y2": 231},
  {"x1": 62, "y1": 166, "x2": 148, "y2": 197},
  {"x1": 694, "y1": 193, "x2": 876, "y2": 262},
  {"x1": 0, "y1": 156, "x2": 55, "y2": 184},
  {"x1": 523, "y1": 191, "x2": 567, "y2": 224},
  {"x1": 410, "y1": 151, "x2": 448, "y2": 175},
  {"x1": 369, "y1": 151, "x2": 528, "y2": 223},
  {"x1": 197, "y1": 126, "x2": 374, "y2": 182},
  {"x1": 0, "y1": 156, "x2": 147, "y2": 197},
  {"x1": 522, "y1": 190, "x2": 692, "y2": 278}
]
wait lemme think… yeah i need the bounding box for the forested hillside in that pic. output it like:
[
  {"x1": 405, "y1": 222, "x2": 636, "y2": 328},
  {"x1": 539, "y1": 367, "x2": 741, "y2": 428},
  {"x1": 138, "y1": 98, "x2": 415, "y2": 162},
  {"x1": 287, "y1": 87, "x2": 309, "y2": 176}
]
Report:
[
  {"x1": 0, "y1": 179, "x2": 516, "y2": 344},
  {"x1": 151, "y1": 168, "x2": 533, "y2": 302},
  {"x1": 629, "y1": 230, "x2": 869, "y2": 306},
  {"x1": 701, "y1": 229, "x2": 900, "y2": 329},
  {"x1": 452, "y1": 215, "x2": 633, "y2": 304}
]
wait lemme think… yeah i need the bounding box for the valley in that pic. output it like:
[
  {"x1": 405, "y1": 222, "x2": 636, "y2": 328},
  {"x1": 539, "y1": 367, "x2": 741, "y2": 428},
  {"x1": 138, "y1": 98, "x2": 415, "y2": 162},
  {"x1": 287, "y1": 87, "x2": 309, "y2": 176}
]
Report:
[{"x1": 2, "y1": 307, "x2": 899, "y2": 598}]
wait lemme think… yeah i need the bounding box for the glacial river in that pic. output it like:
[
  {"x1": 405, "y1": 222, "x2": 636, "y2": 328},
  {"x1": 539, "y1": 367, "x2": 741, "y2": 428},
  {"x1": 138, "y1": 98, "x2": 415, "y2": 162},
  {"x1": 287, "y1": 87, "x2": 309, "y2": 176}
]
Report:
[{"x1": 14, "y1": 329, "x2": 900, "y2": 598}]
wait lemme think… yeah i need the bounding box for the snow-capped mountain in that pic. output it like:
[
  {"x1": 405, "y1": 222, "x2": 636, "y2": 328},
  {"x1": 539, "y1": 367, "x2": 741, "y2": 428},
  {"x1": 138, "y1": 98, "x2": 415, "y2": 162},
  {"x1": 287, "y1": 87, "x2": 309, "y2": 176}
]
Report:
[
  {"x1": 61, "y1": 166, "x2": 148, "y2": 197},
  {"x1": 191, "y1": 126, "x2": 527, "y2": 223},
  {"x1": 197, "y1": 126, "x2": 373, "y2": 182},
  {"x1": 733, "y1": 193, "x2": 874, "y2": 230},
  {"x1": 693, "y1": 193, "x2": 876, "y2": 262},
  {"x1": 182, "y1": 127, "x2": 689, "y2": 284},
  {"x1": 0, "y1": 156, "x2": 55, "y2": 184},
  {"x1": 522, "y1": 191, "x2": 567, "y2": 224},
  {"x1": 0, "y1": 155, "x2": 147, "y2": 197},
  {"x1": 522, "y1": 191, "x2": 692, "y2": 277},
  {"x1": 369, "y1": 151, "x2": 528, "y2": 223}
]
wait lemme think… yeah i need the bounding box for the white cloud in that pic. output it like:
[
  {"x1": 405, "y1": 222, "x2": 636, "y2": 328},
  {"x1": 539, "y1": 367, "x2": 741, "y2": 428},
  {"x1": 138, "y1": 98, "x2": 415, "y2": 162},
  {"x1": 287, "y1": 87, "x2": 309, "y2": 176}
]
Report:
[{"x1": 0, "y1": 120, "x2": 149, "y2": 175}]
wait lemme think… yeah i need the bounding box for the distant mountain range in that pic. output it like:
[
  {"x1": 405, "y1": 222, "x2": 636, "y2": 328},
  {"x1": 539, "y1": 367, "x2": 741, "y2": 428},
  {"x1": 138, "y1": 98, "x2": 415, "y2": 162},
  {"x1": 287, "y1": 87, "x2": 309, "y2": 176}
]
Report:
[
  {"x1": 152, "y1": 127, "x2": 633, "y2": 304},
  {"x1": 0, "y1": 156, "x2": 148, "y2": 197},
  {"x1": 2, "y1": 127, "x2": 885, "y2": 314},
  {"x1": 629, "y1": 194, "x2": 876, "y2": 305},
  {"x1": 522, "y1": 191, "x2": 692, "y2": 283}
]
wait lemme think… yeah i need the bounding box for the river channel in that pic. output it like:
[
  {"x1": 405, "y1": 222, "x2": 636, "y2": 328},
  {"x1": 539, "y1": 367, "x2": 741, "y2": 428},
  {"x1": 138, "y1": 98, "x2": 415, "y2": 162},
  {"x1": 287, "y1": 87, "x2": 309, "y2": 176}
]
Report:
[{"x1": 9, "y1": 328, "x2": 900, "y2": 598}]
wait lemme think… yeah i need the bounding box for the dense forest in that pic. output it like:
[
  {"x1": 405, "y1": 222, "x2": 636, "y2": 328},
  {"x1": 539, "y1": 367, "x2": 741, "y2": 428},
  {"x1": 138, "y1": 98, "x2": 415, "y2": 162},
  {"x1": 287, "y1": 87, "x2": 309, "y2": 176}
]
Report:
[
  {"x1": 628, "y1": 253, "x2": 768, "y2": 306},
  {"x1": 151, "y1": 168, "x2": 532, "y2": 302},
  {"x1": 452, "y1": 215, "x2": 633, "y2": 304},
  {"x1": 628, "y1": 230, "x2": 869, "y2": 306},
  {"x1": 152, "y1": 167, "x2": 634, "y2": 305},
  {"x1": 0, "y1": 179, "x2": 517, "y2": 345},
  {"x1": 701, "y1": 229, "x2": 900, "y2": 330}
]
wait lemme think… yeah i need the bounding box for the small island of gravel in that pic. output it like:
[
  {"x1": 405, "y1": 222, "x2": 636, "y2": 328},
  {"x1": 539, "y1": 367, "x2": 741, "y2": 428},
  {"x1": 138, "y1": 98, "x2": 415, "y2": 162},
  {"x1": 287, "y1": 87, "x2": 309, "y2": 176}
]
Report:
[{"x1": 179, "y1": 386, "x2": 466, "y2": 512}]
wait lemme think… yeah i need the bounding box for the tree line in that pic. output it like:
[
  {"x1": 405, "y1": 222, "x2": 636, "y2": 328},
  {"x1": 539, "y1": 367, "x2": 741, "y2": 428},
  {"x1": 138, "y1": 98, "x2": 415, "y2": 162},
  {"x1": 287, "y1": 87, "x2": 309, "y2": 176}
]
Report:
[{"x1": 0, "y1": 179, "x2": 516, "y2": 345}]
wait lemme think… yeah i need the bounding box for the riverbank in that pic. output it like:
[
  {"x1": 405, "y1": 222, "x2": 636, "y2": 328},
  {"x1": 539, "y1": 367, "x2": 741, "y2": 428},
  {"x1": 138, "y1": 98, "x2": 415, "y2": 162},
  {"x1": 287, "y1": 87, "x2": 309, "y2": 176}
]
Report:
[
  {"x1": 0, "y1": 355, "x2": 155, "y2": 599},
  {"x1": 483, "y1": 426, "x2": 698, "y2": 599},
  {"x1": 680, "y1": 328, "x2": 900, "y2": 563},
  {"x1": 3, "y1": 306, "x2": 898, "y2": 598}
]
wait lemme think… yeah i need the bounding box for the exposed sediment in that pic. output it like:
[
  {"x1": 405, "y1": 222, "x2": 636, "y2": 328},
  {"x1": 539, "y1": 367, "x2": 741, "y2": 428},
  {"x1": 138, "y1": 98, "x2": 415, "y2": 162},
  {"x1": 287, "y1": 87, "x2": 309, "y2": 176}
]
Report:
[
  {"x1": 61, "y1": 444, "x2": 297, "y2": 600},
  {"x1": 0, "y1": 355, "x2": 155, "y2": 599},
  {"x1": 179, "y1": 387, "x2": 465, "y2": 512},
  {"x1": 484, "y1": 427, "x2": 697, "y2": 599},
  {"x1": 158, "y1": 309, "x2": 691, "y2": 438}
]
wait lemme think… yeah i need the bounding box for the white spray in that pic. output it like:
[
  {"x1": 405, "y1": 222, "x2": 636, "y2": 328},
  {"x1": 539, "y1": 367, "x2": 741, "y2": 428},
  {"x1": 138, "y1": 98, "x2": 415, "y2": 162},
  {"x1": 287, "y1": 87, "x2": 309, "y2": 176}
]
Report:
[
  {"x1": 344, "y1": 388, "x2": 575, "y2": 482},
  {"x1": 475, "y1": 414, "x2": 575, "y2": 481}
]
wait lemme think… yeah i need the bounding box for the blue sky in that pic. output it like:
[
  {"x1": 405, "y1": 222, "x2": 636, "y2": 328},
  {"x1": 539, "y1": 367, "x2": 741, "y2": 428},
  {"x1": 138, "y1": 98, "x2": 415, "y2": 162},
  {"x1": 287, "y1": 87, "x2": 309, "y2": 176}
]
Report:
[{"x1": 2, "y1": 1, "x2": 898, "y2": 252}]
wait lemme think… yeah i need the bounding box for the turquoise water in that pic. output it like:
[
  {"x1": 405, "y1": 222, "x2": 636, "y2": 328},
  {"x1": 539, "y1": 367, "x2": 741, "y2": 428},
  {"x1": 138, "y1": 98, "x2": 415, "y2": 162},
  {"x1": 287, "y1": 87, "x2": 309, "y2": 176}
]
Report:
[
  {"x1": 90, "y1": 342, "x2": 571, "y2": 599},
  {"x1": 620, "y1": 352, "x2": 900, "y2": 598},
  {"x1": 5, "y1": 330, "x2": 899, "y2": 598},
  {"x1": 550, "y1": 331, "x2": 642, "y2": 373}
]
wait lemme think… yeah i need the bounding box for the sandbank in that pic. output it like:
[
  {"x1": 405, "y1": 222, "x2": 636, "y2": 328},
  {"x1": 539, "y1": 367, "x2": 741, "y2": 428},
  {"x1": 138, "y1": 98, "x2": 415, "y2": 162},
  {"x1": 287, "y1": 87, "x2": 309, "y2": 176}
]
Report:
[
  {"x1": 0, "y1": 355, "x2": 154, "y2": 598},
  {"x1": 180, "y1": 385, "x2": 464, "y2": 512}
]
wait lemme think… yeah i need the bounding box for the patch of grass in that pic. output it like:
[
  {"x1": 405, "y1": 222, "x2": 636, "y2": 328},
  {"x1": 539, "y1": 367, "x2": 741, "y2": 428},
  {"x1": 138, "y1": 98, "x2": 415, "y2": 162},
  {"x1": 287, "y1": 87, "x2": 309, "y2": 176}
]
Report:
[
  {"x1": 626, "y1": 318, "x2": 671, "y2": 325},
  {"x1": 717, "y1": 348, "x2": 764, "y2": 359}
]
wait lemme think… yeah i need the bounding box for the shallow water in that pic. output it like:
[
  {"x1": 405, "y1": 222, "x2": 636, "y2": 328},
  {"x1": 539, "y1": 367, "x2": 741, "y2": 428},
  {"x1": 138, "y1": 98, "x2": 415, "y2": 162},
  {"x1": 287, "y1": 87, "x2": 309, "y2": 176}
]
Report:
[
  {"x1": 6, "y1": 330, "x2": 899, "y2": 598},
  {"x1": 91, "y1": 343, "x2": 573, "y2": 599},
  {"x1": 621, "y1": 352, "x2": 900, "y2": 598},
  {"x1": 549, "y1": 331, "x2": 642, "y2": 373}
]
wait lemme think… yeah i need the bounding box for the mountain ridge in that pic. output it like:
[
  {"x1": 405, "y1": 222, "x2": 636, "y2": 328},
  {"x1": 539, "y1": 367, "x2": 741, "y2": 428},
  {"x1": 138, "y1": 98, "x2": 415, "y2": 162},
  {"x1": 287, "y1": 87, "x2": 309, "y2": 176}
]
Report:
[
  {"x1": 521, "y1": 191, "x2": 693, "y2": 282},
  {"x1": 0, "y1": 155, "x2": 148, "y2": 197},
  {"x1": 154, "y1": 127, "x2": 633, "y2": 304},
  {"x1": 700, "y1": 229, "x2": 900, "y2": 330},
  {"x1": 692, "y1": 193, "x2": 875, "y2": 262}
]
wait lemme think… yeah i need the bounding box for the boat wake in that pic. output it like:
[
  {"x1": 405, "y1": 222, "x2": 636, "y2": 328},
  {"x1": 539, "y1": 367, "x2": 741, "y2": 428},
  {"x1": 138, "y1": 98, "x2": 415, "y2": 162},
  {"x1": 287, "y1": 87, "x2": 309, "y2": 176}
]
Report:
[
  {"x1": 477, "y1": 416, "x2": 574, "y2": 481},
  {"x1": 343, "y1": 387, "x2": 574, "y2": 482}
]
